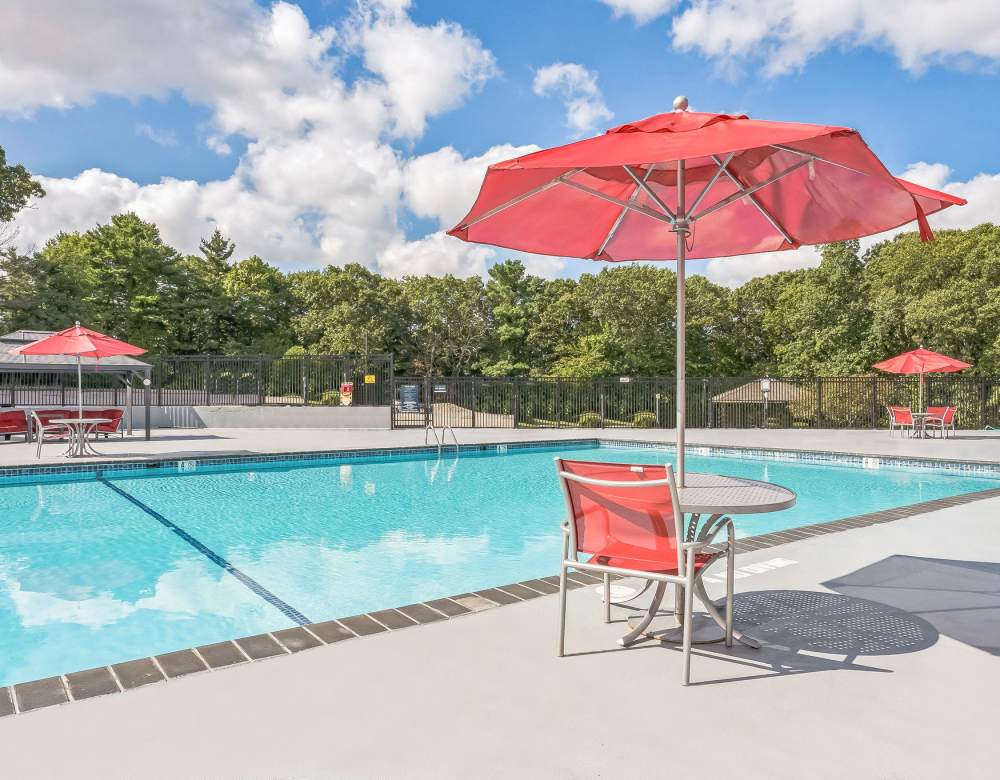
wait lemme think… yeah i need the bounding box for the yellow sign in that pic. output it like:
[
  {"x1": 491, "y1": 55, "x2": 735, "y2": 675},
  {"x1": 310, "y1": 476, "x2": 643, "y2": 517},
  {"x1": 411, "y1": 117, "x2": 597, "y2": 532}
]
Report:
[{"x1": 364, "y1": 374, "x2": 376, "y2": 384}]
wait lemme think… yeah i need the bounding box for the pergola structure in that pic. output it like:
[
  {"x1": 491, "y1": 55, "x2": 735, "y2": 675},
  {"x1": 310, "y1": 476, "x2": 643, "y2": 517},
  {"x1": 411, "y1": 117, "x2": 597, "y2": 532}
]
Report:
[{"x1": 0, "y1": 330, "x2": 153, "y2": 440}]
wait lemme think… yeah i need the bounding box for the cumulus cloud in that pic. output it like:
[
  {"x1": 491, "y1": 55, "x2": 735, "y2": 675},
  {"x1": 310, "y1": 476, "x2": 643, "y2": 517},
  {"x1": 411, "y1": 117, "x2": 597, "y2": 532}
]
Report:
[
  {"x1": 598, "y1": 0, "x2": 678, "y2": 24},
  {"x1": 533, "y1": 62, "x2": 613, "y2": 137},
  {"x1": 376, "y1": 231, "x2": 495, "y2": 278},
  {"x1": 702, "y1": 162, "x2": 1000, "y2": 287},
  {"x1": 670, "y1": 0, "x2": 1000, "y2": 77},
  {"x1": 6, "y1": 0, "x2": 508, "y2": 278}
]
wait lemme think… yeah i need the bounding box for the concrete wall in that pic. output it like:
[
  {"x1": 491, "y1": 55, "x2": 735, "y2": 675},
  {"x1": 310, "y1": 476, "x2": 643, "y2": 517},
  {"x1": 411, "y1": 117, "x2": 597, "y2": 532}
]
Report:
[{"x1": 132, "y1": 405, "x2": 391, "y2": 430}]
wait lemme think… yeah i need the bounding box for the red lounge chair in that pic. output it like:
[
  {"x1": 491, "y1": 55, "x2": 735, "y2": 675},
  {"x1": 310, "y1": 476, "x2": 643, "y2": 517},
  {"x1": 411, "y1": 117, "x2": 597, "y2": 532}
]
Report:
[
  {"x1": 924, "y1": 406, "x2": 957, "y2": 438},
  {"x1": 0, "y1": 409, "x2": 30, "y2": 442},
  {"x1": 30, "y1": 409, "x2": 73, "y2": 458},
  {"x1": 84, "y1": 409, "x2": 125, "y2": 438},
  {"x1": 887, "y1": 405, "x2": 915, "y2": 437},
  {"x1": 555, "y1": 458, "x2": 735, "y2": 685}
]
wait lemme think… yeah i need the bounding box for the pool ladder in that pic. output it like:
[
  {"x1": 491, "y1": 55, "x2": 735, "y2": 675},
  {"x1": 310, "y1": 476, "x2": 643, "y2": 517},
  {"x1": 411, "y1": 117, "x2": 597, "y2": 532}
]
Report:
[{"x1": 425, "y1": 424, "x2": 459, "y2": 455}]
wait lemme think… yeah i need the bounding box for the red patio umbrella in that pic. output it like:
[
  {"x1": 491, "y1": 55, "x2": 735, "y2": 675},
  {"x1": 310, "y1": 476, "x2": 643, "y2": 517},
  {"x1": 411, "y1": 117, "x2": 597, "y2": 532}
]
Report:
[
  {"x1": 448, "y1": 96, "x2": 966, "y2": 484},
  {"x1": 14, "y1": 322, "x2": 147, "y2": 419},
  {"x1": 873, "y1": 347, "x2": 972, "y2": 410}
]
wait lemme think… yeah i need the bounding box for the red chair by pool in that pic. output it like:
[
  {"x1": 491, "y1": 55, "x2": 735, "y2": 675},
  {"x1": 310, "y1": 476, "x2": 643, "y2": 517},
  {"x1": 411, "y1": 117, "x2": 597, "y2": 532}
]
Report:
[
  {"x1": 555, "y1": 458, "x2": 736, "y2": 685},
  {"x1": 887, "y1": 405, "x2": 915, "y2": 437},
  {"x1": 30, "y1": 409, "x2": 73, "y2": 457},
  {"x1": 83, "y1": 409, "x2": 125, "y2": 438},
  {"x1": 0, "y1": 409, "x2": 30, "y2": 442},
  {"x1": 924, "y1": 406, "x2": 957, "y2": 438}
]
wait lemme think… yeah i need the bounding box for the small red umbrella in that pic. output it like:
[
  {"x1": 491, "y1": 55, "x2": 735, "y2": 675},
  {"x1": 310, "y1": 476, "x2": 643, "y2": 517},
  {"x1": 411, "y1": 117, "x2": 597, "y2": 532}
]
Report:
[
  {"x1": 449, "y1": 97, "x2": 966, "y2": 483},
  {"x1": 15, "y1": 322, "x2": 146, "y2": 418},
  {"x1": 873, "y1": 348, "x2": 972, "y2": 410}
]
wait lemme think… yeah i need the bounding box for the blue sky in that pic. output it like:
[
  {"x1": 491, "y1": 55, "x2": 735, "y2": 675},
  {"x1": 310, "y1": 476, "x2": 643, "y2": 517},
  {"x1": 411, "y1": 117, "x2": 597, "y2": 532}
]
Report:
[{"x1": 2, "y1": 0, "x2": 997, "y2": 285}]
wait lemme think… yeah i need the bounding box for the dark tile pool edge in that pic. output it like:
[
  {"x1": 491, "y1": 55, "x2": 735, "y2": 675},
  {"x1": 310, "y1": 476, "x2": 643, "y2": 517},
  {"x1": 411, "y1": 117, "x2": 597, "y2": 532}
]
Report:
[{"x1": 5, "y1": 484, "x2": 1000, "y2": 719}]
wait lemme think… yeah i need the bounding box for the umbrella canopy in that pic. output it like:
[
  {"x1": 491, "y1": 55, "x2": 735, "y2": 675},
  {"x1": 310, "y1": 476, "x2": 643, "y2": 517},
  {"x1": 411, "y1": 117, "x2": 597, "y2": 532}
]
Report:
[
  {"x1": 448, "y1": 99, "x2": 966, "y2": 484},
  {"x1": 872, "y1": 348, "x2": 972, "y2": 375},
  {"x1": 14, "y1": 322, "x2": 146, "y2": 418},
  {"x1": 873, "y1": 348, "x2": 971, "y2": 412}
]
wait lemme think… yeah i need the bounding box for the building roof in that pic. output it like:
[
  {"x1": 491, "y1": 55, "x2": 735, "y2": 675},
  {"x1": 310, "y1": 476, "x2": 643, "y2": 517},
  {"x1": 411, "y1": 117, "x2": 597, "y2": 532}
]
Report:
[
  {"x1": 0, "y1": 331, "x2": 151, "y2": 374},
  {"x1": 711, "y1": 379, "x2": 802, "y2": 404}
]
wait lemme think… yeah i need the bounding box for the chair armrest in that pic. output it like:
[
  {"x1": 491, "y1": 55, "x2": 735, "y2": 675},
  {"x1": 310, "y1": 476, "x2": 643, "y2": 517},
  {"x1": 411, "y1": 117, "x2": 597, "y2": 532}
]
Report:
[{"x1": 682, "y1": 540, "x2": 711, "y2": 551}]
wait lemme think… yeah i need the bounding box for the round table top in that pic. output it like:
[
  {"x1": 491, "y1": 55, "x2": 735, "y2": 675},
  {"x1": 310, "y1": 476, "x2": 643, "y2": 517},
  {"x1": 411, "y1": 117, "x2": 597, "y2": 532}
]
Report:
[
  {"x1": 676, "y1": 472, "x2": 796, "y2": 515},
  {"x1": 51, "y1": 417, "x2": 112, "y2": 425}
]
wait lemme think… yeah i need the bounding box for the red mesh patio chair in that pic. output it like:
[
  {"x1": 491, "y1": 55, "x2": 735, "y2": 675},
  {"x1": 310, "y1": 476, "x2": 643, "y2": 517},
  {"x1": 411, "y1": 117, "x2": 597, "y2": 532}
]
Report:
[
  {"x1": 555, "y1": 458, "x2": 735, "y2": 685},
  {"x1": 924, "y1": 406, "x2": 956, "y2": 438},
  {"x1": 887, "y1": 405, "x2": 915, "y2": 437},
  {"x1": 30, "y1": 409, "x2": 73, "y2": 458},
  {"x1": 0, "y1": 410, "x2": 30, "y2": 443},
  {"x1": 84, "y1": 409, "x2": 125, "y2": 438}
]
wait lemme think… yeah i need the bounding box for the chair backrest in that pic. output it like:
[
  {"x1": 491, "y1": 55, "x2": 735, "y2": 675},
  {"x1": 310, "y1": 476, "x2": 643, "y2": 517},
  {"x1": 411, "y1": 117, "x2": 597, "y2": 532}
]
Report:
[
  {"x1": 888, "y1": 405, "x2": 913, "y2": 425},
  {"x1": 34, "y1": 409, "x2": 72, "y2": 426},
  {"x1": 942, "y1": 406, "x2": 957, "y2": 424},
  {"x1": 555, "y1": 459, "x2": 684, "y2": 573},
  {"x1": 0, "y1": 409, "x2": 28, "y2": 430},
  {"x1": 926, "y1": 406, "x2": 946, "y2": 417}
]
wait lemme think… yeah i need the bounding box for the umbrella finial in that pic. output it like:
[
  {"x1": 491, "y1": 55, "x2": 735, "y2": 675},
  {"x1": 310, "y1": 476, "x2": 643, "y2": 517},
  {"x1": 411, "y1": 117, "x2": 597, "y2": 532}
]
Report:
[{"x1": 673, "y1": 95, "x2": 689, "y2": 112}]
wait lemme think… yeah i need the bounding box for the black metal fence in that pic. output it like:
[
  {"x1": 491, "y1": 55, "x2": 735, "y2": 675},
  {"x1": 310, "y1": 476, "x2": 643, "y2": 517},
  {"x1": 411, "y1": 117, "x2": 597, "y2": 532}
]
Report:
[
  {"x1": 390, "y1": 375, "x2": 1000, "y2": 430},
  {"x1": 0, "y1": 371, "x2": 135, "y2": 408},
  {"x1": 149, "y1": 354, "x2": 394, "y2": 407}
]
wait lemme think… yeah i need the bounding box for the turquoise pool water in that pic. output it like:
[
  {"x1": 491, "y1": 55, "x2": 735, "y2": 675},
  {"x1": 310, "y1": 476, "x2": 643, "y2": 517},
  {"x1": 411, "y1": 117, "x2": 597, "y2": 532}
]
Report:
[{"x1": 1, "y1": 443, "x2": 998, "y2": 686}]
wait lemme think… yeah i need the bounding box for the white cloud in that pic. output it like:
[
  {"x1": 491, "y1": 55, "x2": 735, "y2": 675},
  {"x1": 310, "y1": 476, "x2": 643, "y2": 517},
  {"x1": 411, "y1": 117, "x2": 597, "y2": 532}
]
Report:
[
  {"x1": 702, "y1": 162, "x2": 1000, "y2": 287},
  {"x1": 670, "y1": 0, "x2": 1000, "y2": 77},
  {"x1": 533, "y1": 62, "x2": 613, "y2": 137},
  {"x1": 135, "y1": 123, "x2": 178, "y2": 148},
  {"x1": 599, "y1": 0, "x2": 678, "y2": 24},
  {"x1": 6, "y1": 0, "x2": 506, "y2": 278},
  {"x1": 376, "y1": 231, "x2": 494, "y2": 278},
  {"x1": 403, "y1": 143, "x2": 539, "y2": 229}
]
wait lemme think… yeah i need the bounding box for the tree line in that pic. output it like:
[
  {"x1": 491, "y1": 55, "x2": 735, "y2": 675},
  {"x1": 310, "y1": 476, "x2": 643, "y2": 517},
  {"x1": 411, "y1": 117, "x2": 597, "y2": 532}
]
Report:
[{"x1": 1, "y1": 148, "x2": 998, "y2": 377}]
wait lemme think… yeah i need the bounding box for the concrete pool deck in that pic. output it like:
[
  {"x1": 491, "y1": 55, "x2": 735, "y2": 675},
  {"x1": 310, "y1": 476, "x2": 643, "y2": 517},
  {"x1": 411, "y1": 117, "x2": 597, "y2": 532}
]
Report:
[
  {"x1": 0, "y1": 425, "x2": 998, "y2": 467},
  {"x1": 1, "y1": 491, "x2": 998, "y2": 778},
  {"x1": 0, "y1": 427, "x2": 998, "y2": 777}
]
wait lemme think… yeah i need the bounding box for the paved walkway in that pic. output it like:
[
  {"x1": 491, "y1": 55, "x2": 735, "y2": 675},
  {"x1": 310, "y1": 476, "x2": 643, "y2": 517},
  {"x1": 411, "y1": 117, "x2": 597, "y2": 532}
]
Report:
[
  {"x1": 2, "y1": 495, "x2": 998, "y2": 778},
  {"x1": 2, "y1": 426, "x2": 998, "y2": 467}
]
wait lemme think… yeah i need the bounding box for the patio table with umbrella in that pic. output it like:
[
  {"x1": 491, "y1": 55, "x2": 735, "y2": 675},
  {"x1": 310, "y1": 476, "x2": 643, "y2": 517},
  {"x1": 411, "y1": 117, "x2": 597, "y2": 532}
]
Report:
[
  {"x1": 873, "y1": 347, "x2": 972, "y2": 436},
  {"x1": 449, "y1": 96, "x2": 966, "y2": 644},
  {"x1": 13, "y1": 322, "x2": 147, "y2": 456}
]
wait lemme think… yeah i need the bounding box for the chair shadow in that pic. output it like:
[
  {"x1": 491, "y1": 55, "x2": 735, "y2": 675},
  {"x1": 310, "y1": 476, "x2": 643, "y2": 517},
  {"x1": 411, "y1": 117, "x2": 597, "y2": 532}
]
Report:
[
  {"x1": 823, "y1": 555, "x2": 1000, "y2": 656},
  {"x1": 610, "y1": 589, "x2": 939, "y2": 685}
]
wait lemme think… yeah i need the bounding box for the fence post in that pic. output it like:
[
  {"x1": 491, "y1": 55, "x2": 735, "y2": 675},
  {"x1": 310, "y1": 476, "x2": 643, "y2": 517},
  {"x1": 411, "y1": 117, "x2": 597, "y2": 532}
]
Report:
[
  {"x1": 204, "y1": 357, "x2": 211, "y2": 404},
  {"x1": 423, "y1": 375, "x2": 431, "y2": 428},
  {"x1": 60, "y1": 372, "x2": 65, "y2": 405},
  {"x1": 870, "y1": 375, "x2": 878, "y2": 428},
  {"x1": 982, "y1": 377, "x2": 989, "y2": 429},
  {"x1": 599, "y1": 382, "x2": 606, "y2": 428},
  {"x1": 815, "y1": 378, "x2": 823, "y2": 428},
  {"x1": 472, "y1": 377, "x2": 477, "y2": 428},
  {"x1": 555, "y1": 380, "x2": 562, "y2": 428},
  {"x1": 301, "y1": 355, "x2": 309, "y2": 406},
  {"x1": 257, "y1": 356, "x2": 264, "y2": 406},
  {"x1": 512, "y1": 380, "x2": 519, "y2": 428}
]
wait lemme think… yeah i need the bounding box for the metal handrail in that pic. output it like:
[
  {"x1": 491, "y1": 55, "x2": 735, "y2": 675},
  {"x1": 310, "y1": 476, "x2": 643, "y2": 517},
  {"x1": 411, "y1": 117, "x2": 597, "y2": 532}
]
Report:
[
  {"x1": 424, "y1": 425, "x2": 458, "y2": 455},
  {"x1": 441, "y1": 425, "x2": 459, "y2": 454},
  {"x1": 424, "y1": 424, "x2": 441, "y2": 454}
]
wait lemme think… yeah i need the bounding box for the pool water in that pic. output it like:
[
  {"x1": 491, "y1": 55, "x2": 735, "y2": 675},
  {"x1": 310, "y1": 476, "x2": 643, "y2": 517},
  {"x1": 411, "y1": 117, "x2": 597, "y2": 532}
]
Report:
[{"x1": 1, "y1": 443, "x2": 997, "y2": 686}]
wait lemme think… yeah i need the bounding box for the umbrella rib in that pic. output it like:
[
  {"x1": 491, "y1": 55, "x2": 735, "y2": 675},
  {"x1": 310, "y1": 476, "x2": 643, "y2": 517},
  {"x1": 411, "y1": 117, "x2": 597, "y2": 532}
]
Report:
[
  {"x1": 687, "y1": 152, "x2": 735, "y2": 217},
  {"x1": 560, "y1": 180, "x2": 675, "y2": 225},
  {"x1": 690, "y1": 157, "x2": 811, "y2": 222},
  {"x1": 597, "y1": 164, "x2": 656, "y2": 257},
  {"x1": 770, "y1": 144, "x2": 868, "y2": 177},
  {"x1": 458, "y1": 168, "x2": 586, "y2": 230},
  {"x1": 711, "y1": 155, "x2": 795, "y2": 245},
  {"x1": 623, "y1": 165, "x2": 676, "y2": 222}
]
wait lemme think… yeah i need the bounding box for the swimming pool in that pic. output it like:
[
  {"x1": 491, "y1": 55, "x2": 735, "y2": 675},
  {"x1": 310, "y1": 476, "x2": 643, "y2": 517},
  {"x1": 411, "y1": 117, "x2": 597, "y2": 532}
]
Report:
[{"x1": 1, "y1": 441, "x2": 998, "y2": 687}]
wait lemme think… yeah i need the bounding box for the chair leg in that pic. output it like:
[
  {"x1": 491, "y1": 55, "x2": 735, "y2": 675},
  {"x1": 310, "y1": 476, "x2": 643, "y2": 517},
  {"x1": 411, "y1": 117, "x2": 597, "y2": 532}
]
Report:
[
  {"x1": 558, "y1": 563, "x2": 568, "y2": 657},
  {"x1": 725, "y1": 542, "x2": 735, "y2": 648},
  {"x1": 682, "y1": 553, "x2": 695, "y2": 686},
  {"x1": 603, "y1": 573, "x2": 611, "y2": 624}
]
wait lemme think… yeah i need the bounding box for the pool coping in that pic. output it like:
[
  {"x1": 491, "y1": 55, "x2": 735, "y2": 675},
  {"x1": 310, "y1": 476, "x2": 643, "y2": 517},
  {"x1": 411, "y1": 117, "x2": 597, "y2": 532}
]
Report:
[{"x1": 4, "y1": 478, "x2": 1000, "y2": 719}]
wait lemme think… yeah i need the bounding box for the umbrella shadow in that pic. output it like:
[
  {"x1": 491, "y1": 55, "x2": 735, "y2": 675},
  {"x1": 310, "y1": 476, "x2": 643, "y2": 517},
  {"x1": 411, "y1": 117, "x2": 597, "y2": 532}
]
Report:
[{"x1": 618, "y1": 589, "x2": 939, "y2": 685}]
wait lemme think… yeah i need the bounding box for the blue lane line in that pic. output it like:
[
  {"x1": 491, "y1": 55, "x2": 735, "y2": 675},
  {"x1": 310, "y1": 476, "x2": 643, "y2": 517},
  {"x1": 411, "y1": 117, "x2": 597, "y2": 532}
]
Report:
[{"x1": 98, "y1": 477, "x2": 311, "y2": 626}]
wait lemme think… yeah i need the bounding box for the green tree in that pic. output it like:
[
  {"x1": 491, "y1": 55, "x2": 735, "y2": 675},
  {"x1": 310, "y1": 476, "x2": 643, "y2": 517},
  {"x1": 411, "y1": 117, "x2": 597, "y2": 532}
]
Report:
[
  {"x1": 223, "y1": 255, "x2": 293, "y2": 353},
  {"x1": 402, "y1": 275, "x2": 488, "y2": 375},
  {"x1": 479, "y1": 259, "x2": 547, "y2": 376},
  {"x1": 0, "y1": 146, "x2": 45, "y2": 247},
  {"x1": 199, "y1": 228, "x2": 236, "y2": 274}
]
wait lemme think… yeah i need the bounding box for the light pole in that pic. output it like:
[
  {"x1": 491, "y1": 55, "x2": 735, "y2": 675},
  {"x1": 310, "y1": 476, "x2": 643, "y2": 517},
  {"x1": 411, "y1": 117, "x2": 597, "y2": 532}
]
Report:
[{"x1": 760, "y1": 376, "x2": 772, "y2": 428}]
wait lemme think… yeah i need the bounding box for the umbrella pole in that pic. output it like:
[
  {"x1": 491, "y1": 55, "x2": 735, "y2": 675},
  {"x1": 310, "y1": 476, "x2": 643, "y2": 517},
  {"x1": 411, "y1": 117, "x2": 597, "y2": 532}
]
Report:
[
  {"x1": 674, "y1": 160, "x2": 688, "y2": 487},
  {"x1": 77, "y1": 356, "x2": 83, "y2": 419}
]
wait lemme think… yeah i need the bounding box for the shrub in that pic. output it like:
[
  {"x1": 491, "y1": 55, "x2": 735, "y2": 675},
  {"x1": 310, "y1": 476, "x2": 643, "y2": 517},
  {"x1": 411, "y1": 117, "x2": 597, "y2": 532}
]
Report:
[
  {"x1": 319, "y1": 390, "x2": 340, "y2": 406},
  {"x1": 578, "y1": 411, "x2": 602, "y2": 428},
  {"x1": 633, "y1": 411, "x2": 656, "y2": 428}
]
